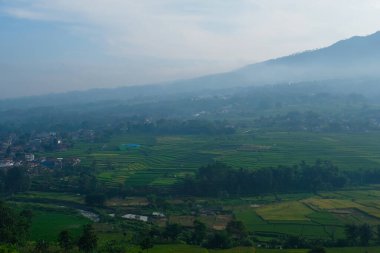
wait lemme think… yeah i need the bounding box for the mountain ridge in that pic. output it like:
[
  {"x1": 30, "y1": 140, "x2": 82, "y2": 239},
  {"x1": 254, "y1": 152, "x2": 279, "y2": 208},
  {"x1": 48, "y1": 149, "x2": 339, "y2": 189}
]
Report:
[{"x1": 1, "y1": 31, "x2": 380, "y2": 108}]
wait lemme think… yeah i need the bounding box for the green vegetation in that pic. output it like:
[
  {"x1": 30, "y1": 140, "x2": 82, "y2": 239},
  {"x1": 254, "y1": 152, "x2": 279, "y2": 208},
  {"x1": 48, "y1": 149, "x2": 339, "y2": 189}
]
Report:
[
  {"x1": 30, "y1": 209, "x2": 90, "y2": 241},
  {"x1": 256, "y1": 202, "x2": 313, "y2": 221},
  {"x1": 3, "y1": 83, "x2": 380, "y2": 252},
  {"x1": 42, "y1": 131, "x2": 380, "y2": 188}
]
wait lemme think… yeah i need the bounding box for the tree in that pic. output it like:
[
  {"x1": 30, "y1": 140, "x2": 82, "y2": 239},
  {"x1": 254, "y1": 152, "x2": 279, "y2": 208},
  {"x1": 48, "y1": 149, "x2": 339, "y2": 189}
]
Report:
[
  {"x1": 359, "y1": 224, "x2": 373, "y2": 246},
  {"x1": 205, "y1": 231, "x2": 232, "y2": 249},
  {"x1": 226, "y1": 220, "x2": 247, "y2": 239},
  {"x1": 283, "y1": 235, "x2": 307, "y2": 249},
  {"x1": 0, "y1": 170, "x2": 5, "y2": 193},
  {"x1": 79, "y1": 173, "x2": 98, "y2": 194},
  {"x1": 344, "y1": 224, "x2": 359, "y2": 245},
  {"x1": 0, "y1": 202, "x2": 31, "y2": 244},
  {"x1": 100, "y1": 240, "x2": 124, "y2": 253},
  {"x1": 0, "y1": 203, "x2": 19, "y2": 244},
  {"x1": 0, "y1": 244, "x2": 18, "y2": 253},
  {"x1": 18, "y1": 209, "x2": 33, "y2": 240},
  {"x1": 192, "y1": 220, "x2": 207, "y2": 245},
  {"x1": 78, "y1": 224, "x2": 98, "y2": 253},
  {"x1": 147, "y1": 194, "x2": 169, "y2": 210},
  {"x1": 58, "y1": 230, "x2": 73, "y2": 252},
  {"x1": 85, "y1": 193, "x2": 106, "y2": 207},
  {"x1": 147, "y1": 194, "x2": 157, "y2": 208},
  {"x1": 5, "y1": 167, "x2": 30, "y2": 193},
  {"x1": 34, "y1": 240, "x2": 49, "y2": 253},
  {"x1": 140, "y1": 236, "x2": 154, "y2": 253},
  {"x1": 376, "y1": 225, "x2": 380, "y2": 243},
  {"x1": 308, "y1": 246, "x2": 326, "y2": 253},
  {"x1": 164, "y1": 224, "x2": 183, "y2": 241}
]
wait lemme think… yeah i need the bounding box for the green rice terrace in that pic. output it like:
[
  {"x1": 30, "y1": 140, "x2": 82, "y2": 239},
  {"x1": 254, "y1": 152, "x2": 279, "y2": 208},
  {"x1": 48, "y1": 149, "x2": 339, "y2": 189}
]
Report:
[
  {"x1": 3, "y1": 10, "x2": 380, "y2": 253},
  {"x1": 9, "y1": 130, "x2": 379, "y2": 252},
  {"x1": 44, "y1": 131, "x2": 380, "y2": 188}
]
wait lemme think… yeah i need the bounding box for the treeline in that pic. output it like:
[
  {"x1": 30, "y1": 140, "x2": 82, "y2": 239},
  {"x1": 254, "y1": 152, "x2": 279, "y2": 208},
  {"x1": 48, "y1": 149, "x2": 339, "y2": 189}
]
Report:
[
  {"x1": 0, "y1": 201, "x2": 99, "y2": 253},
  {"x1": 0, "y1": 200, "x2": 252, "y2": 252},
  {"x1": 28, "y1": 160, "x2": 380, "y2": 199},
  {"x1": 0, "y1": 202, "x2": 32, "y2": 245},
  {"x1": 9, "y1": 159, "x2": 380, "y2": 201},
  {"x1": 0, "y1": 167, "x2": 31, "y2": 194},
  {"x1": 3, "y1": 81, "x2": 380, "y2": 136},
  {"x1": 266, "y1": 223, "x2": 380, "y2": 250},
  {"x1": 138, "y1": 219, "x2": 254, "y2": 250},
  {"x1": 255, "y1": 110, "x2": 380, "y2": 133},
  {"x1": 0, "y1": 118, "x2": 235, "y2": 146},
  {"x1": 116, "y1": 118, "x2": 235, "y2": 135},
  {"x1": 178, "y1": 161, "x2": 380, "y2": 197}
]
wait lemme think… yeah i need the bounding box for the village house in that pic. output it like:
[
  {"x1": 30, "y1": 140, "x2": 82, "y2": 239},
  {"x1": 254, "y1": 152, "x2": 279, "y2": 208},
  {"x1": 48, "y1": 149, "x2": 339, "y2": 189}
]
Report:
[
  {"x1": 0, "y1": 159, "x2": 14, "y2": 168},
  {"x1": 25, "y1": 153, "x2": 35, "y2": 162},
  {"x1": 122, "y1": 214, "x2": 148, "y2": 222},
  {"x1": 152, "y1": 212, "x2": 165, "y2": 218}
]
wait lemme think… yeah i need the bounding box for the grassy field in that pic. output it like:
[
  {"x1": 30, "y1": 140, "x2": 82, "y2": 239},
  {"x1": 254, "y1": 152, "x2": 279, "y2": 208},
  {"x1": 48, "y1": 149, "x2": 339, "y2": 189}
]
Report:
[
  {"x1": 14, "y1": 191, "x2": 84, "y2": 204},
  {"x1": 12, "y1": 188, "x2": 380, "y2": 243},
  {"x1": 233, "y1": 205, "x2": 341, "y2": 240},
  {"x1": 8, "y1": 188, "x2": 380, "y2": 251},
  {"x1": 256, "y1": 201, "x2": 313, "y2": 221},
  {"x1": 25, "y1": 131, "x2": 380, "y2": 250},
  {"x1": 232, "y1": 188, "x2": 380, "y2": 240},
  {"x1": 30, "y1": 209, "x2": 90, "y2": 241},
  {"x1": 43, "y1": 131, "x2": 380, "y2": 188}
]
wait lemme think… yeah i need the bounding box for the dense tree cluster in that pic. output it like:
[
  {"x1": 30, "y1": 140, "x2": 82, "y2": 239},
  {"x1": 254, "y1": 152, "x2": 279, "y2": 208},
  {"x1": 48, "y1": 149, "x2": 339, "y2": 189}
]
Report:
[
  {"x1": 119, "y1": 119, "x2": 235, "y2": 135},
  {"x1": 84, "y1": 193, "x2": 107, "y2": 207},
  {"x1": 256, "y1": 110, "x2": 380, "y2": 132},
  {"x1": 135, "y1": 219, "x2": 250, "y2": 250},
  {"x1": 179, "y1": 161, "x2": 380, "y2": 197},
  {"x1": 344, "y1": 224, "x2": 373, "y2": 246},
  {"x1": 0, "y1": 167, "x2": 30, "y2": 194},
  {"x1": 0, "y1": 202, "x2": 32, "y2": 244},
  {"x1": 2, "y1": 80, "x2": 380, "y2": 137}
]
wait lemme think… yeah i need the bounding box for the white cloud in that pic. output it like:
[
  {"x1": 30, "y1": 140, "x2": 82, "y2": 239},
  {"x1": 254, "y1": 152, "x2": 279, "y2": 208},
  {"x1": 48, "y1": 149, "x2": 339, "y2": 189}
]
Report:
[
  {"x1": 3, "y1": 0, "x2": 380, "y2": 63},
  {"x1": 1, "y1": 0, "x2": 380, "y2": 96},
  {"x1": 4, "y1": 8, "x2": 50, "y2": 20}
]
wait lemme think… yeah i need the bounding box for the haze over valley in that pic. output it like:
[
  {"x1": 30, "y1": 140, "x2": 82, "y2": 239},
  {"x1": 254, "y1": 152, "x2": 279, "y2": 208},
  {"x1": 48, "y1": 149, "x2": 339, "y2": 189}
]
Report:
[{"x1": 2, "y1": 1, "x2": 380, "y2": 253}]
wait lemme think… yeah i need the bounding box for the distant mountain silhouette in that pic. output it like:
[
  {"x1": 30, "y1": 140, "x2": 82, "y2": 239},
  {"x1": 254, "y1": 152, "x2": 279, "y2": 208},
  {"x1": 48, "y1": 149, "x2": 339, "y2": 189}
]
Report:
[
  {"x1": 173, "y1": 31, "x2": 380, "y2": 89},
  {"x1": 1, "y1": 31, "x2": 380, "y2": 108}
]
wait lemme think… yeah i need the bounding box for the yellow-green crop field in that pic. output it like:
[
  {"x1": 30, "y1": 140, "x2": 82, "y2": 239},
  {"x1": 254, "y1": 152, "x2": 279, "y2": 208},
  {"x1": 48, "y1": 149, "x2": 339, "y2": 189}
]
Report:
[{"x1": 256, "y1": 201, "x2": 313, "y2": 221}]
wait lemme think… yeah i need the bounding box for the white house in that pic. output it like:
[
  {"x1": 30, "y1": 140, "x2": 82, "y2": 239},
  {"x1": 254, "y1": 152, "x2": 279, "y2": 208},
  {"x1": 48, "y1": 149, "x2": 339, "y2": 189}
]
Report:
[
  {"x1": 122, "y1": 214, "x2": 148, "y2": 222},
  {"x1": 25, "y1": 153, "x2": 35, "y2": 162},
  {"x1": 152, "y1": 212, "x2": 165, "y2": 218},
  {"x1": 0, "y1": 160, "x2": 14, "y2": 168}
]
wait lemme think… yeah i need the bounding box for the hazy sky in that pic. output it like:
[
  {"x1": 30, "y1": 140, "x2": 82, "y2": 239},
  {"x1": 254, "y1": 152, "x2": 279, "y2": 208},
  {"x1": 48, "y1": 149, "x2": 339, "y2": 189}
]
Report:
[{"x1": 1, "y1": 0, "x2": 380, "y2": 98}]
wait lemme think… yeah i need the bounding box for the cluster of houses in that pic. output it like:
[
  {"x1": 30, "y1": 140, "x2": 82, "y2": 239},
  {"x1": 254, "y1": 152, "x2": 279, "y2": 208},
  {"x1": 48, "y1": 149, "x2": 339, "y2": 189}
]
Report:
[
  {"x1": 0, "y1": 155, "x2": 82, "y2": 177},
  {"x1": 0, "y1": 131, "x2": 83, "y2": 174},
  {"x1": 0, "y1": 154, "x2": 34, "y2": 169}
]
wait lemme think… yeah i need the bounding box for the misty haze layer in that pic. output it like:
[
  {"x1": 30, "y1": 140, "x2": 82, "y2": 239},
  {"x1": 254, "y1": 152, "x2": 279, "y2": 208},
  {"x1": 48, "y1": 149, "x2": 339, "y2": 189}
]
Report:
[{"x1": 2, "y1": 0, "x2": 380, "y2": 98}]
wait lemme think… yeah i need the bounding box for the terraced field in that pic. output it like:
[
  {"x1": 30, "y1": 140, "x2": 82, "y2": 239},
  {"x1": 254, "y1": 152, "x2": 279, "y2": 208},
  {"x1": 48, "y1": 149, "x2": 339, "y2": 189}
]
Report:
[
  {"x1": 256, "y1": 201, "x2": 313, "y2": 221},
  {"x1": 232, "y1": 188, "x2": 380, "y2": 241},
  {"x1": 43, "y1": 131, "x2": 380, "y2": 188},
  {"x1": 237, "y1": 211, "x2": 337, "y2": 240},
  {"x1": 10, "y1": 188, "x2": 380, "y2": 250}
]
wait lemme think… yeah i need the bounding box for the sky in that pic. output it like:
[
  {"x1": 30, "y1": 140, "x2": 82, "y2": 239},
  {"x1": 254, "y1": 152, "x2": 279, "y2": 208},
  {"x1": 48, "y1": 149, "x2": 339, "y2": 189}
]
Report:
[{"x1": 1, "y1": 0, "x2": 380, "y2": 99}]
